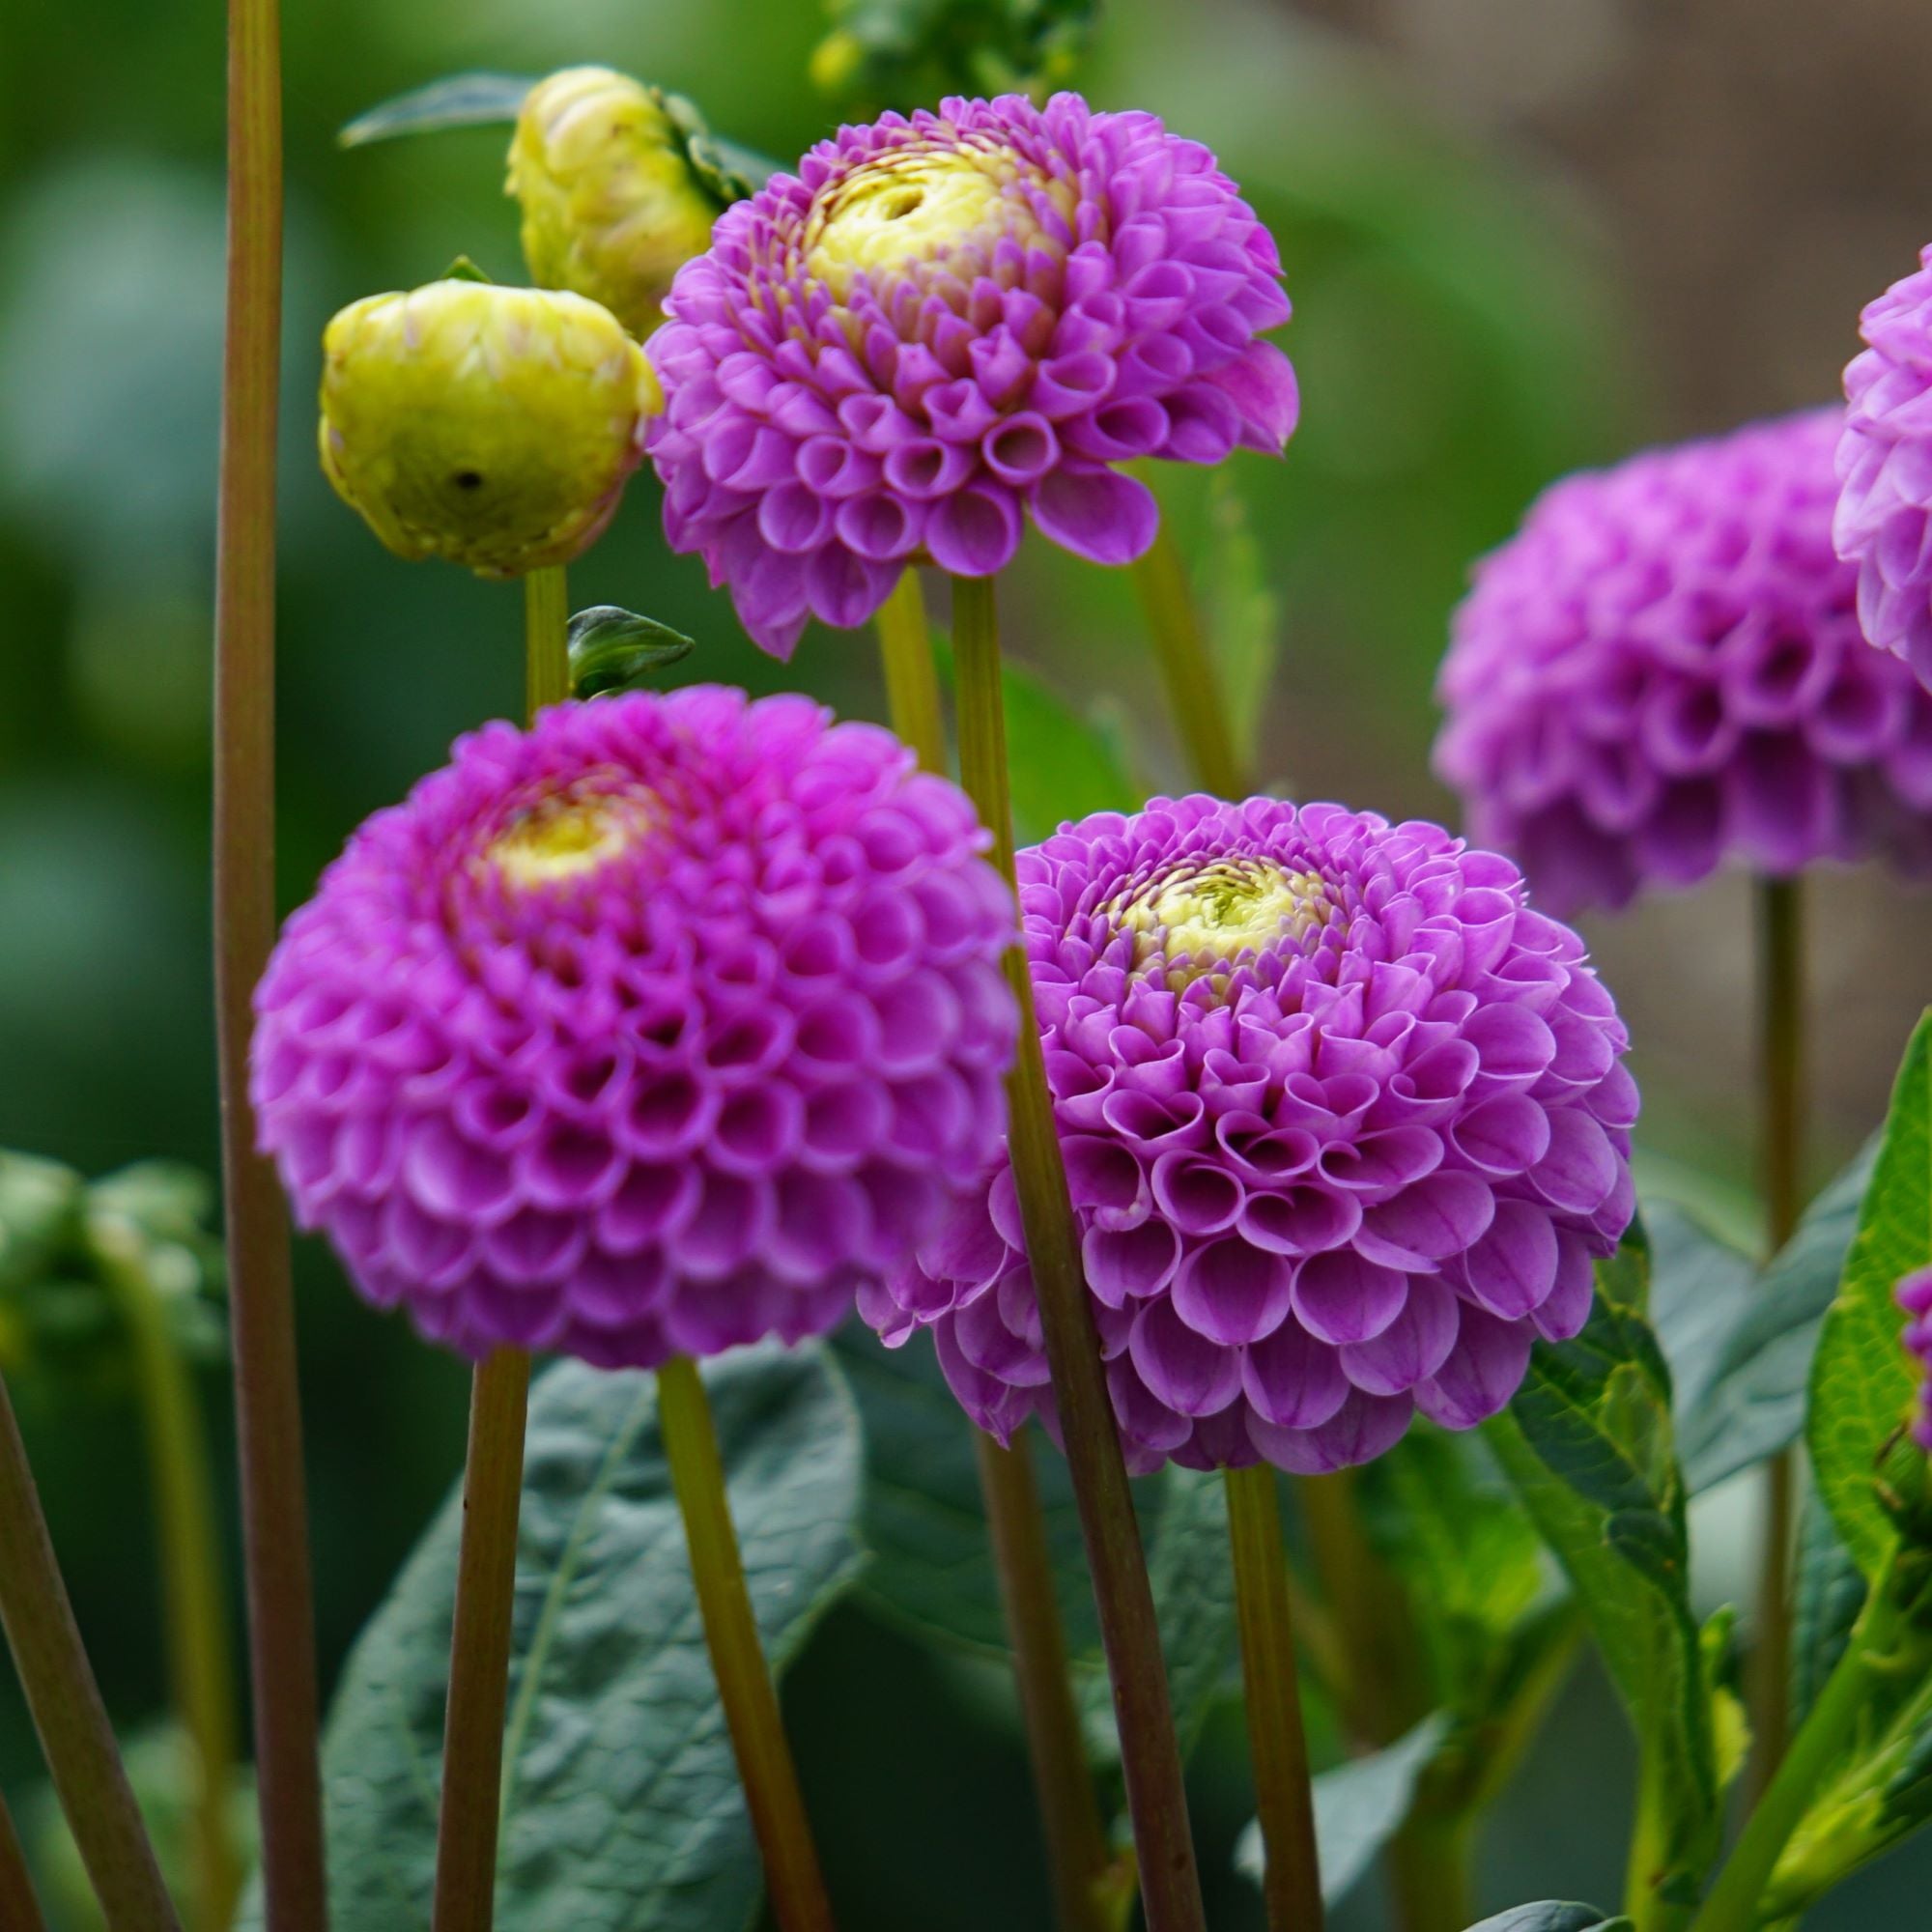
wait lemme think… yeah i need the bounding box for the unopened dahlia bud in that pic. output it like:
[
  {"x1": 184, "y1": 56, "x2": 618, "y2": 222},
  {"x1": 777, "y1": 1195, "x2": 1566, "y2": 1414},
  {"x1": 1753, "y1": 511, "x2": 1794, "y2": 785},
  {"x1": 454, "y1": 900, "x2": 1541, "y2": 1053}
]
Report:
[
  {"x1": 1836, "y1": 246, "x2": 1932, "y2": 686},
  {"x1": 318, "y1": 279, "x2": 662, "y2": 579},
  {"x1": 1899, "y1": 1265, "x2": 1932, "y2": 1451},
  {"x1": 861, "y1": 796, "x2": 1635, "y2": 1475},
  {"x1": 251, "y1": 689, "x2": 1016, "y2": 1369},
  {"x1": 507, "y1": 68, "x2": 726, "y2": 340},
  {"x1": 1435, "y1": 411, "x2": 1932, "y2": 916}
]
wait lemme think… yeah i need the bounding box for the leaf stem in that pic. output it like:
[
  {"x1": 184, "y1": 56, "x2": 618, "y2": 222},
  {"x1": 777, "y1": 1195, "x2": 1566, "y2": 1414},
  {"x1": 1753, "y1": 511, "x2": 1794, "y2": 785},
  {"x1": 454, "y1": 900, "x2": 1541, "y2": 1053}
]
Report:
[
  {"x1": 1225, "y1": 1462, "x2": 1321, "y2": 1932},
  {"x1": 432, "y1": 566, "x2": 569, "y2": 1932},
  {"x1": 950, "y1": 572, "x2": 1207, "y2": 1932},
  {"x1": 874, "y1": 568, "x2": 1114, "y2": 1932},
  {"x1": 1129, "y1": 526, "x2": 1245, "y2": 799},
  {"x1": 0, "y1": 1369, "x2": 181, "y2": 1929},
  {"x1": 0, "y1": 1791, "x2": 47, "y2": 1932},
  {"x1": 1747, "y1": 875, "x2": 1805, "y2": 1797},
  {"x1": 657, "y1": 1353, "x2": 836, "y2": 1932},
  {"x1": 214, "y1": 0, "x2": 330, "y2": 1917},
  {"x1": 96, "y1": 1225, "x2": 244, "y2": 1932}
]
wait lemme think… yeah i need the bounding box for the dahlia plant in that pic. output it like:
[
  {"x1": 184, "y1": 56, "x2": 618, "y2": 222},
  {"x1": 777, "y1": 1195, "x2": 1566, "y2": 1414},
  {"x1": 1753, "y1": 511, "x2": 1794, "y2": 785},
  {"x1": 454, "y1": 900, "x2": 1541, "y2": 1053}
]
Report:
[{"x1": 11, "y1": 16, "x2": 1932, "y2": 1932}]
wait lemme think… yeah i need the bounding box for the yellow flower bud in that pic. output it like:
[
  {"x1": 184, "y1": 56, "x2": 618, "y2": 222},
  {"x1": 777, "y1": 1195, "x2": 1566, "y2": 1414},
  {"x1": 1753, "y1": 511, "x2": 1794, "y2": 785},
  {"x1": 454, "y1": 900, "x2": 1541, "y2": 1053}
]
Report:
[
  {"x1": 507, "y1": 67, "x2": 724, "y2": 340},
  {"x1": 318, "y1": 279, "x2": 662, "y2": 579}
]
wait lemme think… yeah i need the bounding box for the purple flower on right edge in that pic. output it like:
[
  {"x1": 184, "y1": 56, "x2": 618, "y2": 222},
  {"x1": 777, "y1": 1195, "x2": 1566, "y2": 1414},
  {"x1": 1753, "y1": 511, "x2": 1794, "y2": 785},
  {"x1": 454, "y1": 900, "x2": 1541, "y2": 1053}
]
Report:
[
  {"x1": 1899, "y1": 1264, "x2": 1932, "y2": 1452},
  {"x1": 1837, "y1": 247, "x2": 1932, "y2": 688},
  {"x1": 1435, "y1": 409, "x2": 1932, "y2": 917}
]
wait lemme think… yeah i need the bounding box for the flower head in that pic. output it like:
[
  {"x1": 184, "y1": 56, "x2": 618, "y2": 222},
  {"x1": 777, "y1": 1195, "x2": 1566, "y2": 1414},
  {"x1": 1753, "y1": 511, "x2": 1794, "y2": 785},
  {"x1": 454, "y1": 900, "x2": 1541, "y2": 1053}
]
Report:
[
  {"x1": 860, "y1": 796, "x2": 1635, "y2": 1475},
  {"x1": 1836, "y1": 247, "x2": 1932, "y2": 686},
  {"x1": 1435, "y1": 411, "x2": 1932, "y2": 917},
  {"x1": 507, "y1": 68, "x2": 727, "y2": 340},
  {"x1": 646, "y1": 93, "x2": 1297, "y2": 656},
  {"x1": 318, "y1": 279, "x2": 662, "y2": 579},
  {"x1": 1900, "y1": 1264, "x2": 1932, "y2": 1452},
  {"x1": 251, "y1": 688, "x2": 1016, "y2": 1369}
]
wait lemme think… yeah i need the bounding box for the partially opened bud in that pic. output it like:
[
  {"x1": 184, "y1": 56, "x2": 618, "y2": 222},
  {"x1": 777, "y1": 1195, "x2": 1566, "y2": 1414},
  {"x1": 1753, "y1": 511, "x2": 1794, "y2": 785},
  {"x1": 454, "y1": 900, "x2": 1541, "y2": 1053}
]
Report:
[
  {"x1": 507, "y1": 68, "x2": 726, "y2": 340},
  {"x1": 318, "y1": 279, "x2": 662, "y2": 579}
]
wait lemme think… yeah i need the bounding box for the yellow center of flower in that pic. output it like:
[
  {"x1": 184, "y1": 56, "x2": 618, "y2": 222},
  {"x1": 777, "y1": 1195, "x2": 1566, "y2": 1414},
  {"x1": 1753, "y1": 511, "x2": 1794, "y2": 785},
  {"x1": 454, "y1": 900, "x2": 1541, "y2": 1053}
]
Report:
[
  {"x1": 1109, "y1": 859, "x2": 1334, "y2": 983},
  {"x1": 805, "y1": 147, "x2": 1021, "y2": 295},
  {"x1": 487, "y1": 791, "x2": 652, "y2": 890}
]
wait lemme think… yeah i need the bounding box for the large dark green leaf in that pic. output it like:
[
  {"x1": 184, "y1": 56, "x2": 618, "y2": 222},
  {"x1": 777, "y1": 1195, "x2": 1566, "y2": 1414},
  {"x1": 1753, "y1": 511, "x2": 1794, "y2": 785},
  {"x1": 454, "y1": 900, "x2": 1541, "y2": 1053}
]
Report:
[
  {"x1": 1643, "y1": 1199, "x2": 1754, "y2": 1431},
  {"x1": 1791, "y1": 1492, "x2": 1865, "y2": 1728},
  {"x1": 240, "y1": 1343, "x2": 863, "y2": 1932},
  {"x1": 1809, "y1": 1013, "x2": 1932, "y2": 1577},
  {"x1": 1676, "y1": 1145, "x2": 1875, "y2": 1496},
  {"x1": 1462, "y1": 1907, "x2": 1631, "y2": 1932}
]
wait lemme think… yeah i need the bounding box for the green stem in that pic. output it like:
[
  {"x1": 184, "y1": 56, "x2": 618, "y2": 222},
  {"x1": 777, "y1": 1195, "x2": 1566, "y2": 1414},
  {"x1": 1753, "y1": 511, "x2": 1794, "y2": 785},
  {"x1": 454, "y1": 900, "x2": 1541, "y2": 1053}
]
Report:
[
  {"x1": 0, "y1": 1369, "x2": 181, "y2": 1929},
  {"x1": 1129, "y1": 525, "x2": 1245, "y2": 799},
  {"x1": 874, "y1": 568, "x2": 1114, "y2": 1932},
  {"x1": 214, "y1": 0, "x2": 329, "y2": 1916},
  {"x1": 657, "y1": 1354, "x2": 836, "y2": 1932},
  {"x1": 96, "y1": 1226, "x2": 243, "y2": 1932},
  {"x1": 0, "y1": 1790, "x2": 47, "y2": 1932},
  {"x1": 1386, "y1": 1815, "x2": 1472, "y2": 1932},
  {"x1": 1688, "y1": 1539, "x2": 1922, "y2": 1932},
  {"x1": 431, "y1": 567, "x2": 567, "y2": 1932},
  {"x1": 1225, "y1": 1463, "x2": 1321, "y2": 1932},
  {"x1": 1747, "y1": 875, "x2": 1805, "y2": 1800},
  {"x1": 951, "y1": 573, "x2": 1207, "y2": 1932}
]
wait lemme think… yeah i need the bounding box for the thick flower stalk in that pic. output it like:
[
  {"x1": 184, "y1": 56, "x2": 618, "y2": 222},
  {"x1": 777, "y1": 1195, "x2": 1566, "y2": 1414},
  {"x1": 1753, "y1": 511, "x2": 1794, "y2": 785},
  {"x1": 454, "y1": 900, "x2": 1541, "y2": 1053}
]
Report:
[
  {"x1": 1435, "y1": 410, "x2": 1932, "y2": 916},
  {"x1": 646, "y1": 93, "x2": 1297, "y2": 656},
  {"x1": 862, "y1": 795, "x2": 1635, "y2": 1474},
  {"x1": 507, "y1": 68, "x2": 726, "y2": 340},
  {"x1": 319, "y1": 279, "x2": 662, "y2": 579},
  {"x1": 1900, "y1": 1264, "x2": 1932, "y2": 1450},
  {"x1": 1836, "y1": 247, "x2": 1932, "y2": 686},
  {"x1": 251, "y1": 687, "x2": 1015, "y2": 1367}
]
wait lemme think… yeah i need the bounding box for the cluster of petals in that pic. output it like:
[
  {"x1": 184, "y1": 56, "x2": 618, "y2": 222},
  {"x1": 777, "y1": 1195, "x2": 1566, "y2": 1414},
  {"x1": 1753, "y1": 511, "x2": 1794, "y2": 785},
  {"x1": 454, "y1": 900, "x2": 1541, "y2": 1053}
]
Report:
[
  {"x1": 1899, "y1": 1264, "x2": 1932, "y2": 1453},
  {"x1": 645, "y1": 92, "x2": 1298, "y2": 656},
  {"x1": 1836, "y1": 246, "x2": 1932, "y2": 687},
  {"x1": 860, "y1": 796, "x2": 1636, "y2": 1475},
  {"x1": 1435, "y1": 410, "x2": 1932, "y2": 916},
  {"x1": 251, "y1": 688, "x2": 1016, "y2": 1369}
]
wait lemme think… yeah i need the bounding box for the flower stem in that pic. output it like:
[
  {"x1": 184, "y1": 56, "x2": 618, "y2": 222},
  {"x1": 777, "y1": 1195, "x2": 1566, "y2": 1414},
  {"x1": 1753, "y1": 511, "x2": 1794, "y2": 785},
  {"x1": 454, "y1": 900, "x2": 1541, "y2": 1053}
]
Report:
[
  {"x1": 1747, "y1": 875, "x2": 1805, "y2": 1799},
  {"x1": 1225, "y1": 1463, "x2": 1321, "y2": 1932},
  {"x1": 431, "y1": 567, "x2": 568, "y2": 1932},
  {"x1": 1386, "y1": 1816, "x2": 1471, "y2": 1932},
  {"x1": 96, "y1": 1226, "x2": 243, "y2": 1932},
  {"x1": 213, "y1": 0, "x2": 329, "y2": 1913},
  {"x1": 874, "y1": 567, "x2": 1114, "y2": 1932},
  {"x1": 950, "y1": 572, "x2": 1207, "y2": 1932},
  {"x1": 657, "y1": 1353, "x2": 836, "y2": 1932},
  {"x1": 0, "y1": 1369, "x2": 181, "y2": 1929},
  {"x1": 0, "y1": 1791, "x2": 48, "y2": 1932},
  {"x1": 1129, "y1": 525, "x2": 1245, "y2": 800}
]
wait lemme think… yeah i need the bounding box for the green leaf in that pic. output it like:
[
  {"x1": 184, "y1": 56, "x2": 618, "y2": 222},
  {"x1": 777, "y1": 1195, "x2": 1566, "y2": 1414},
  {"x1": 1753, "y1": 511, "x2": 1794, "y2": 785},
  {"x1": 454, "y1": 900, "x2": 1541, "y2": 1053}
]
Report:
[
  {"x1": 1808, "y1": 1012, "x2": 1932, "y2": 1577},
  {"x1": 568, "y1": 606, "x2": 697, "y2": 699},
  {"x1": 0, "y1": 1150, "x2": 83, "y2": 1293},
  {"x1": 1792, "y1": 1490, "x2": 1864, "y2": 1728},
  {"x1": 1235, "y1": 1715, "x2": 1448, "y2": 1906},
  {"x1": 1461, "y1": 1907, "x2": 1632, "y2": 1932},
  {"x1": 1201, "y1": 472, "x2": 1280, "y2": 775},
  {"x1": 1644, "y1": 1199, "x2": 1754, "y2": 1427},
  {"x1": 339, "y1": 73, "x2": 536, "y2": 148},
  {"x1": 1485, "y1": 1225, "x2": 1722, "y2": 1910},
  {"x1": 1676, "y1": 1144, "x2": 1875, "y2": 1495},
  {"x1": 239, "y1": 1344, "x2": 863, "y2": 1932}
]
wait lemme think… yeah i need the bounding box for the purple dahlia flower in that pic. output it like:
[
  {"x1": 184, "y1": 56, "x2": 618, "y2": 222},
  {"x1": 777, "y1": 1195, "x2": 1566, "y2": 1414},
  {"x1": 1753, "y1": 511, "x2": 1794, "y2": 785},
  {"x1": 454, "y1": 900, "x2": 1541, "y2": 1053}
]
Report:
[
  {"x1": 251, "y1": 687, "x2": 1016, "y2": 1368},
  {"x1": 1837, "y1": 248, "x2": 1932, "y2": 686},
  {"x1": 1900, "y1": 1264, "x2": 1932, "y2": 1453},
  {"x1": 859, "y1": 797, "x2": 1635, "y2": 1475},
  {"x1": 1435, "y1": 410, "x2": 1932, "y2": 917},
  {"x1": 645, "y1": 93, "x2": 1297, "y2": 656}
]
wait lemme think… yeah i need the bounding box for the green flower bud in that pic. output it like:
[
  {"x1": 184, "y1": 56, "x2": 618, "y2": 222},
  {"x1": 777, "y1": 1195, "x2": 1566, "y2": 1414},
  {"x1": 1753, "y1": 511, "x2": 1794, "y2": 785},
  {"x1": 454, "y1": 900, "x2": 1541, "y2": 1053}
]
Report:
[
  {"x1": 318, "y1": 279, "x2": 662, "y2": 579},
  {"x1": 507, "y1": 67, "x2": 725, "y2": 340}
]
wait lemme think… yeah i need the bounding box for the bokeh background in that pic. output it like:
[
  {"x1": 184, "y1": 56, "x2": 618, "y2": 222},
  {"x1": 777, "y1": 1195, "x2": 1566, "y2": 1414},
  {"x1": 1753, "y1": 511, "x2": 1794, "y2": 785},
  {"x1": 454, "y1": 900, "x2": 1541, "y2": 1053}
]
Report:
[{"x1": 2, "y1": 0, "x2": 1930, "y2": 1923}]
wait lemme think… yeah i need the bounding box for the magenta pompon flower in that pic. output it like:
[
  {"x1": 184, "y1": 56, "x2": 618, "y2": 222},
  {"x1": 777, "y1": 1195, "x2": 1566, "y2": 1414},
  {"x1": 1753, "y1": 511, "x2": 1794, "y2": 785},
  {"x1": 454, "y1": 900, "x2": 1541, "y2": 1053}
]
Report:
[
  {"x1": 1435, "y1": 410, "x2": 1932, "y2": 918},
  {"x1": 1837, "y1": 247, "x2": 1932, "y2": 686},
  {"x1": 1900, "y1": 1264, "x2": 1932, "y2": 1452},
  {"x1": 859, "y1": 796, "x2": 1635, "y2": 1476},
  {"x1": 645, "y1": 93, "x2": 1298, "y2": 657},
  {"x1": 251, "y1": 687, "x2": 1016, "y2": 1369}
]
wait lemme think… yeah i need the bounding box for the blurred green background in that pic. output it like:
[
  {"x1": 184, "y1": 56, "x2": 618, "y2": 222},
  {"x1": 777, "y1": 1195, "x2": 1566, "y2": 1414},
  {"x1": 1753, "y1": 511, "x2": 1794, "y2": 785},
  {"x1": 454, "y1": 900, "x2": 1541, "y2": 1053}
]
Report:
[{"x1": 3, "y1": 0, "x2": 1931, "y2": 1923}]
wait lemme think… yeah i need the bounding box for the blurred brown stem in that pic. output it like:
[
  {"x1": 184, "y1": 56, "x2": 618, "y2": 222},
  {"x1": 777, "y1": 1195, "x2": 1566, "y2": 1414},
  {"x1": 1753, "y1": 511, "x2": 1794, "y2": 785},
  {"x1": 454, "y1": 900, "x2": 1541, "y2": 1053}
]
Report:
[{"x1": 0, "y1": 1790, "x2": 47, "y2": 1932}]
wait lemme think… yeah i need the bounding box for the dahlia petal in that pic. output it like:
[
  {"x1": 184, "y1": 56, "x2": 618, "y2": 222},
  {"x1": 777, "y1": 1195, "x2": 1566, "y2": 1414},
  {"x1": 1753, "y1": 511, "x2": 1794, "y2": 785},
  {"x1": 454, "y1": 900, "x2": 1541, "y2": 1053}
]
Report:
[{"x1": 1028, "y1": 466, "x2": 1159, "y2": 566}]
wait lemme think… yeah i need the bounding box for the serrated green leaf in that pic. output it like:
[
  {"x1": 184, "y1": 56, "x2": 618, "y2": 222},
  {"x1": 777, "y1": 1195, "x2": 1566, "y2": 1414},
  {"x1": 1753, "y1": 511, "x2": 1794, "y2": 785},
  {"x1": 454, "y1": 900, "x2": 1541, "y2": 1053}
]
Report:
[
  {"x1": 1461, "y1": 1906, "x2": 1631, "y2": 1932},
  {"x1": 1235, "y1": 1713, "x2": 1449, "y2": 1906},
  {"x1": 1808, "y1": 1012, "x2": 1932, "y2": 1577},
  {"x1": 238, "y1": 1343, "x2": 863, "y2": 1932},
  {"x1": 339, "y1": 73, "x2": 536, "y2": 148},
  {"x1": 1676, "y1": 1144, "x2": 1874, "y2": 1495},
  {"x1": 1792, "y1": 1491, "x2": 1865, "y2": 1727}
]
